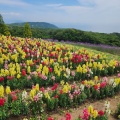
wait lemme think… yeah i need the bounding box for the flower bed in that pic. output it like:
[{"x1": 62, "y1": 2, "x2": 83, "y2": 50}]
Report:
[
  {"x1": 0, "y1": 36, "x2": 120, "y2": 89},
  {"x1": 0, "y1": 75, "x2": 120, "y2": 120},
  {"x1": 0, "y1": 36, "x2": 120, "y2": 120}
]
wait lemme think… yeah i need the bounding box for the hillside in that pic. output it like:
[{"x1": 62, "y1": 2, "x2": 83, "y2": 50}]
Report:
[{"x1": 8, "y1": 22, "x2": 58, "y2": 29}]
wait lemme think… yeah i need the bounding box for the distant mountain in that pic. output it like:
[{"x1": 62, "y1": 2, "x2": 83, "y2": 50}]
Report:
[{"x1": 8, "y1": 22, "x2": 58, "y2": 29}]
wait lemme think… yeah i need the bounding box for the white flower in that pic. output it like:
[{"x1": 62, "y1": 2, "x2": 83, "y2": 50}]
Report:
[
  {"x1": 66, "y1": 68, "x2": 70, "y2": 75},
  {"x1": 104, "y1": 101, "x2": 110, "y2": 109},
  {"x1": 113, "y1": 82, "x2": 116, "y2": 88},
  {"x1": 109, "y1": 78, "x2": 114, "y2": 85},
  {"x1": 22, "y1": 90, "x2": 28, "y2": 102},
  {"x1": 80, "y1": 84, "x2": 85, "y2": 91},
  {"x1": 37, "y1": 91, "x2": 43, "y2": 98},
  {"x1": 105, "y1": 109, "x2": 111, "y2": 115}
]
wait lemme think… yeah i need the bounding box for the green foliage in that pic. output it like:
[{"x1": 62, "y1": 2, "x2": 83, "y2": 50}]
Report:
[
  {"x1": 3, "y1": 24, "x2": 10, "y2": 36},
  {"x1": 115, "y1": 103, "x2": 120, "y2": 119},
  {"x1": 0, "y1": 14, "x2": 4, "y2": 24},
  {"x1": 0, "y1": 14, "x2": 10, "y2": 36},
  {"x1": 24, "y1": 22, "x2": 32, "y2": 38}
]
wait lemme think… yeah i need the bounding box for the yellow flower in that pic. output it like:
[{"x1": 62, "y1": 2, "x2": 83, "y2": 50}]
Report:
[
  {"x1": 30, "y1": 89, "x2": 36, "y2": 99},
  {"x1": 36, "y1": 84, "x2": 39, "y2": 91},
  {"x1": 88, "y1": 105, "x2": 93, "y2": 114},
  {"x1": 62, "y1": 85, "x2": 69, "y2": 93},
  {"x1": 17, "y1": 74, "x2": 21, "y2": 79},
  {"x1": 44, "y1": 92, "x2": 50, "y2": 99},
  {"x1": 27, "y1": 66, "x2": 31, "y2": 73},
  {"x1": 0, "y1": 85, "x2": 4, "y2": 97},
  {"x1": 60, "y1": 80, "x2": 65, "y2": 86},
  {"x1": 94, "y1": 76, "x2": 98, "y2": 82},
  {"x1": 93, "y1": 110, "x2": 98, "y2": 118},
  {"x1": 6, "y1": 86, "x2": 11, "y2": 95}
]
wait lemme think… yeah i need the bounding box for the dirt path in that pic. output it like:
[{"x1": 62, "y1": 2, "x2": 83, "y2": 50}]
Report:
[{"x1": 50, "y1": 94, "x2": 120, "y2": 120}]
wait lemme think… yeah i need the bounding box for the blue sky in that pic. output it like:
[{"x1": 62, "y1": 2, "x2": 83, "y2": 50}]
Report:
[{"x1": 0, "y1": 0, "x2": 120, "y2": 33}]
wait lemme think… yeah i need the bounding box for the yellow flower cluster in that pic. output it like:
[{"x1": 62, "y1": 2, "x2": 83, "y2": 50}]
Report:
[
  {"x1": 0, "y1": 85, "x2": 11, "y2": 97},
  {"x1": 115, "y1": 78, "x2": 120, "y2": 85},
  {"x1": 62, "y1": 82, "x2": 71, "y2": 93},
  {"x1": 88, "y1": 105, "x2": 98, "y2": 118},
  {"x1": 30, "y1": 84, "x2": 39, "y2": 100}
]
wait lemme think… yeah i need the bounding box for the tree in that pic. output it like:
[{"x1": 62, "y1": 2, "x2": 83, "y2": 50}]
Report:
[
  {"x1": 24, "y1": 22, "x2": 32, "y2": 38},
  {"x1": 0, "y1": 14, "x2": 4, "y2": 24},
  {"x1": 3, "y1": 24, "x2": 10, "y2": 36},
  {"x1": 0, "y1": 14, "x2": 10, "y2": 35}
]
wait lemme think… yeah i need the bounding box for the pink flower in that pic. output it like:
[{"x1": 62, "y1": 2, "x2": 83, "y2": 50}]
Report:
[
  {"x1": 100, "y1": 82, "x2": 107, "y2": 88},
  {"x1": 118, "y1": 73, "x2": 120, "y2": 77},
  {"x1": 27, "y1": 75, "x2": 31, "y2": 80},
  {"x1": 41, "y1": 75, "x2": 47, "y2": 80},
  {"x1": 4, "y1": 63, "x2": 8, "y2": 69},
  {"x1": 40, "y1": 87, "x2": 45, "y2": 92},
  {"x1": 71, "y1": 71, "x2": 75, "y2": 76},
  {"x1": 51, "y1": 76, "x2": 55, "y2": 81},
  {"x1": 34, "y1": 95, "x2": 39, "y2": 102},
  {"x1": 82, "y1": 108, "x2": 90, "y2": 120},
  {"x1": 103, "y1": 77, "x2": 108, "y2": 82}
]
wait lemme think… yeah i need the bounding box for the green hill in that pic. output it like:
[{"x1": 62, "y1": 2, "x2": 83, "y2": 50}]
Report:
[{"x1": 8, "y1": 22, "x2": 58, "y2": 29}]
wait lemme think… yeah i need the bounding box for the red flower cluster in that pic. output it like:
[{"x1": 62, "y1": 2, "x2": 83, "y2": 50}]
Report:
[
  {"x1": 0, "y1": 98, "x2": 5, "y2": 106},
  {"x1": 0, "y1": 77, "x2": 4, "y2": 82},
  {"x1": 98, "y1": 110, "x2": 104, "y2": 116},
  {"x1": 49, "y1": 67, "x2": 53, "y2": 73},
  {"x1": 22, "y1": 69, "x2": 26, "y2": 76}
]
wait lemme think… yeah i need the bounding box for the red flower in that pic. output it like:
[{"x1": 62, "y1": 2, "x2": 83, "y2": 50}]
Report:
[
  {"x1": 98, "y1": 110, "x2": 104, "y2": 116},
  {"x1": 94, "y1": 85, "x2": 99, "y2": 90},
  {"x1": 49, "y1": 67, "x2": 53, "y2": 73},
  {"x1": 12, "y1": 95, "x2": 17, "y2": 101},
  {"x1": 51, "y1": 83, "x2": 58, "y2": 91},
  {"x1": 0, "y1": 77, "x2": 4, "y2": 82},
  {"x1": 47, "y1": 117, "x2": 54, "y2": 120},
  {"x1": 66, "y1": 113, "x2": 71, "y2": 120},
  {"x1": 60, "y1": 90, "x2": 63, "y2": 94},
  {"x1": 7, "y1": 76, "x2": 14, "y2": 80},
  {"x1": 22, "y1": 69, "x2": 26, "y2": 76},
  {"x1": 54, "y1": 94, "x2": 59, "y2": 98},
  {"x1": 0, "y1": 98, "x2": 5, "y2": 106}
]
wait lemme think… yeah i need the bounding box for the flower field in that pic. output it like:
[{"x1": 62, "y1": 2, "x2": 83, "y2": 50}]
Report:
[{"x1": 0, "y1": 35, "x2": 120, "y2": 120}]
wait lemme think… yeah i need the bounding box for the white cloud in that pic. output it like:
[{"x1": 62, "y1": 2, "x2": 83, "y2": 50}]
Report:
[
  {"x1": 45, "y1": 4, "x2": 63, "y2": 7},
  {"x1": 0, "y1": 0, "x2": 30, "y2": 6},
  {"x1": 2, "y1": 12, "x2": 20, "y2": 16}
]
